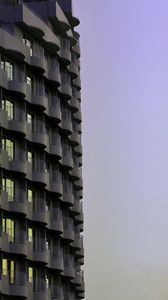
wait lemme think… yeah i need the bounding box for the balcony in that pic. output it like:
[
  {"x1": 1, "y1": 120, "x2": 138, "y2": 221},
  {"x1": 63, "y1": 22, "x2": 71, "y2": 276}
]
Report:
[
  {"x1": 33, "y1": 288, "x2": 47, "y2": 300},
  {"x1": 32, "y1": 132, "x2": 47, "y2": 148},
  {"x1": 73, "y1": 110, "x2": 82, "y2": 123},
  {"x1": 49, "y1": 247, "x2": 64, "y2": 272},
  {"x1": 71, "y1": 232, "x2": 82, "y2": 250},
  {"x1": 30, "y1": 55, "x2": 46, "y2": 73},
  {"x1": 69, "y1": 132, "x2": 80, "y2": 147},
  {"x1": 73, "y1": 43, "x2": 80, "y2": 58},
  {"x1": 75, "y1": 202, "x2": 84, "y2": 225},
  {"x1": 74, "y1": 144, "x2": 83, "y2": 157},
  {"x1": 69, "y1": 62, "x2": 78, "y2": 79},
  {"x1": 62, "y1": 217, "x2": 74, "y2": 242},
  {"x1": 69, "y1": 97, "x2": 80, "y2": 112},
  {"x1": 0, "y1": 190, "x2": 27, "y2": 215},
  {"x1": 0, "y1": 149, "x2": 26, "y2": 175},
  {"x1": 47, "y1": 171, "x2": 63, "y2": 195},
  {"x1": 33, "y1": 247, "x2": 48, "y2": 264},
  {"x1": 49, "y1": 208, "x2": 63, "y2": 233},
  {"x1": 74, "y1": 178, "x2": 83, "y2": 191},
  {"x1": 62, "y1": 189, "x2": 74, "y2": 206},
  {"x1": 0, "y1": 109, "x2": 26, "y2": 135},
  {"x1": 47, "y1": 96, "x2": 61, "y2": 122},
  {"x1": 59, "y1": 47, "x2": 71, "y2": 65},
  {"x1": 60, "y1": 118, "x2": 72, "y2": 135},
  {"x1": 8, "y1": 79, "x2": 27, "y2": 96},
  {"x1": 70, "y1": 199, "x2": 81, "y2": 215},
  {"x1": 46, "y1": 66, "x2": 61, "y2": 87},
  {"x1": 76, "y1": 281, "x2": 85, "y2": 293},
  {"x1": 1, "y1": 273, "x2": 27, "y2": 298},
  {"x1": 76, "y1": 238, "x2": 84, "y2": 259},
  {"x1": 27, "y1": 162, "x2": 48, "y2": 185},
  {"x1": 0, "y1": 27, "x2": 25, "y2": 62},
  {"x1": 70, "y1": 165, "x2": 81, "y2": 181},
  {"x1": 31, "y1": 94, "x2": 48, "y2": 111},
  {"x1": 59, "y1": 82, "x2": 72, "y2": 100},
  {"x1": 30, "y1": 199, "x2": 48, "y2": 224},
  {"x1": 49, "y1": 143, "x2": 62, "y2": 160},
  {"x1": 63, "y1": 255, "x2": 75, "y2": 278},
  {"x1": 26, "y1": 124, "x2": 47, "y2": 148},
  {"x1": 44, "y1": 26, "x2": 60, "y2": 54},
  {"x1": 62, "y1": 154, "x2": 73, "y2": 170},
  {"x1": 51, "y1": 284, "x2": 63, "y2": 300},
  {"x1": 72, "y1": 270, "x2": 84, "y2": 286},
  {"x1": 9, "y1": 230, "x2": 27, "y2": 256},
  {"x1": 73, "y1": 77, "x2": 81, "y2": 90}
]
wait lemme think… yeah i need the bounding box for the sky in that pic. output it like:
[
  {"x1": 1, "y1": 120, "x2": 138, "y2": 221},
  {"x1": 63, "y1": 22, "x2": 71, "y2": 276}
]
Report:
[{"x1": 73, "y1": 0, "x2": 168, "y2": 299}]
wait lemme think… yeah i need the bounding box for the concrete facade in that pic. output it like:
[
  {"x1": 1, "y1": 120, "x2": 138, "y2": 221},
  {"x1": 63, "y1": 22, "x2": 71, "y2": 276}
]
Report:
[{"x1": 0, "y1": 0, "x2": 84, "y2": 299}]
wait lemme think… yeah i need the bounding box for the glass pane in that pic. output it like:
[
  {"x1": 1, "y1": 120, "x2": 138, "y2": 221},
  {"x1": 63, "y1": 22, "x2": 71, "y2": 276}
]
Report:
[
  {"x1": 2, "y1": 218, "x2": 6, "y2": 232},
  {"x1": 28, "y1": 189, "x2": 33, "y2": 203},
  {"x1": 28, "y1": 267, "x2": 33, "y2": 283},
  {"x1": 28, "y1": 151, "x2": 32, "y2": 163},
  {"x1": 10, "y1": 260, "x2": 15, "y2": 284},
  {"x1": 28, "y1": 228, "x2": 33, "y2": 242},
  {"x1": 27, "y1": 113, "x2": 32, "y2": 125},
  {"x1": 2, "y1": 259, "x2": 7, "y2": 275}
]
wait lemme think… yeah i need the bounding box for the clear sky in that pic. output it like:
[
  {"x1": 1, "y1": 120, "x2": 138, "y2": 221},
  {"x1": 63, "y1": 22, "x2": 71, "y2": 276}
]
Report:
[{"x1": 73, "y1": 0, "x2": 168, "y2": 299}]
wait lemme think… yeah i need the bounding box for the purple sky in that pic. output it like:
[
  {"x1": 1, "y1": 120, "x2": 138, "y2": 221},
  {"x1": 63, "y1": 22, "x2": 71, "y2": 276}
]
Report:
[{"x1": 73, "y1": 0, "x2": 168, "y2": 299}]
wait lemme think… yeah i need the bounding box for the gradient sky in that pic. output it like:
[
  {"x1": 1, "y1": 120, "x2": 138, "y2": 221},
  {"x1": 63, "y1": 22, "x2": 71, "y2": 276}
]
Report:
[{"x1": 73, "y1": 0, "x2": 168, "y2": 299}]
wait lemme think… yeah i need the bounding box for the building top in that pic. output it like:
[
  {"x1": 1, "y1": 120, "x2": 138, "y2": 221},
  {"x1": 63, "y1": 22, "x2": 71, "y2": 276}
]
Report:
[{"x1": 0, "y1": 0, "x2": 79, "y2": 28}]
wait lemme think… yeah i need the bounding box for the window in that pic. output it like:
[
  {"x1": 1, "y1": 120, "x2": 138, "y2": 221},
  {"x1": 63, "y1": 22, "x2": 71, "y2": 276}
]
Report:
[
  {"x1": 2, "y1": 218, "x2": 15, "y2": 242},
  {"x1": 27, "y1": 113, "x2": 32, "y2": 125},
  {"x1": 2, "y1": 98, "x2": 14, "y2": 120},
  {"x1": 26, "y1": 75, "x2": 34, "y2": 93},
  {"x1": 9, "y1": 260, "x2": 15, "y2": 284},
  {"x1": 28, "y1": 189, "x2": 33, "y2": 203},
  {"x1": 2, "y1": 178, "x2": 14, "y2": 201},
  {"x1": 2, "y1": 138, "x2": 14, "y2": 160},
  {"x1": 28, "y1": 267, "x2": 33, "y2": 283},
  {"x1": 27, "y1": 151, "x2": 33, "y2": 163},
  {"x1": 45, "y1": 200, "x2": 50, "y2": 211},
  {"x1": 46, "y1": 274, "x2": 50, "y2": 289},
  {"x1": 45, "y1": 236, "x2": 50, "y2": 250},
  {"x1": 1, "y1": 57, "x2": 14, "y2": 80},
  {"x1": 28, "y1": 227, "x2": 33, "y2": 242},
  {"x1": 23, "y1": 35, "x2": 33, "y2": 56},
  {"x1": 2, "y1": 258, "x2": 8, "y2": 275},
  {"x1": 27, "y1": 75, "x2": 31, "y2": 86}
]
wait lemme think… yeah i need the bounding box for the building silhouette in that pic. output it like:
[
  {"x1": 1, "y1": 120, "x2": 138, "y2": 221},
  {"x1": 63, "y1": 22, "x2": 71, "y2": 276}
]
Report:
[{"x1": 0, "y1": 0, "x2": 84, "y2": 299}]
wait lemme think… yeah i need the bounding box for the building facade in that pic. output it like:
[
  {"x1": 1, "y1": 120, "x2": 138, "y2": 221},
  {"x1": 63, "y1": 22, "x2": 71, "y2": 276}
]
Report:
[{"x1": 0, "y1": 0, "x2": 84, "y2": 299}]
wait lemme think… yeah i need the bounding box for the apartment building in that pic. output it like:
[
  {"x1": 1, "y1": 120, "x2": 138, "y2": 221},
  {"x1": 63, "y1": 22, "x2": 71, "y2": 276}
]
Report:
[{"x1": 0, "y1": 0, "x2": 84, "y2": 299}]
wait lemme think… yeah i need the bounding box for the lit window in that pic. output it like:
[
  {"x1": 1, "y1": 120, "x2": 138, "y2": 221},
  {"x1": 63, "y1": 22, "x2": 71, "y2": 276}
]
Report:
[
  {"x1": 26, "y1": 75, "x2": 34, "y2": 93},
  {"x1": 2, "y1": 98, "x2": 14, "y2": 120},
  {"x1": 2, "y1": 218, "x2": 6, "y2": 232},
  {"x1": 27, "y1": 75, "x2": 32, "y2": 86},
  {"x1": 2, "y1": 138, "x2": 14, "y2": 160},
  {"x1": 6, "y1": 219, "x2": 15, "y2": 242},
  {"x1": 2, "y1": 178, "x2": 14, "y2": 201},
  {"x1": 28, "y1": 189, "x2": 33, "y2": 203},
  {"x1": 9, "y1": 260, "x2": 15, "y2": 284},
  {"x1": 28, "y1": 227, "x2": 33, "y2": 242},
  {"x1": 23, "y1": 35, "x2": 33, "y2": 56},
  {"x1": 46, "y1": 274, "x2": 49, "y2": 289},
  {"x1": 1, "y1": 57, "x2": 14, "y2": 80},
  {"x1": 45, "y1": 237, "x2": 50, "y2": 250},
  {"x1": 28, "y1": 267, "x2": 33, "y2": 283},
  {"x1": 2, "y1": 259, "x2": 8, "y2": 275},
  {"x1": 27, "y1": 151, "x2": 33, "y2": 163},
  {"x1": 2, "y1": 218, "x2": 15, "y2": 242},
  {"x1": 45, "y1": 200, "x2": 50, "y2": 211},
  {"x1": 27, "y1": 113, "x2": 32, "y2": 125}
]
